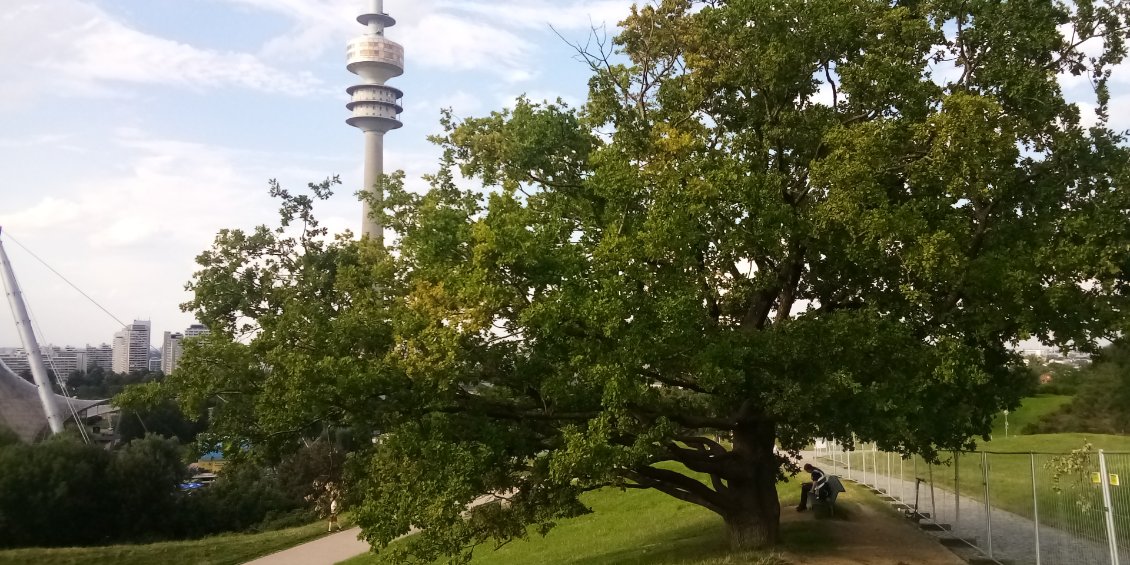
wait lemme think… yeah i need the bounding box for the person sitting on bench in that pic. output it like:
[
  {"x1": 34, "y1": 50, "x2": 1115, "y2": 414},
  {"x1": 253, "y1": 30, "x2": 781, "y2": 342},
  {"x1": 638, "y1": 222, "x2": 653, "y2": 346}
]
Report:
[{"x1": 797, "y1": 463, "x2": 829, "y2": 512}]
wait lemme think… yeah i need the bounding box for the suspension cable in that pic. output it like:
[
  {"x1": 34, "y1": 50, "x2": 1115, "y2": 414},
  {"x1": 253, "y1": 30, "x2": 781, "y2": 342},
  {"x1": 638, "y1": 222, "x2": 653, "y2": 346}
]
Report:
[
  {"x1": 0, "y1": 229, "x2": 128, "y2": 445},
  {"x1": 25, "y1": 298, "x2": 93, "y2": 445},
  {"x1": 1, "y1": 231, "x2": 128, "y2": 328}
]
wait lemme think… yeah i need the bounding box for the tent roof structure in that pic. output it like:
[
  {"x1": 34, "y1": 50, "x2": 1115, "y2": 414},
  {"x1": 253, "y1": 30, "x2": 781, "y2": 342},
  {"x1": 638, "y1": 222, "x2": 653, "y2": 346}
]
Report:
[{"x1": 0, "y1": 358, "x2": 106, "y2": 443}]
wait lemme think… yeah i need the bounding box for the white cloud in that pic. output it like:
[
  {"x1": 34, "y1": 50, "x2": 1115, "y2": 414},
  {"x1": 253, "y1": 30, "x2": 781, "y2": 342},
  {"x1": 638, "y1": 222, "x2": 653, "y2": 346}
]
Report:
[
  {"x1": 498, "y1": 90, "x2": 582, "y2": 109},
  {"x1": 2, "y1": 131, "x2": 265, "y2": 247},
  {"x1": 0, "y1": 197, "x2": 83, "y2": 231},
  {"x1": 0, "y1": 134, "x2": 75, "y2": 149},
  {"x1": 440, "y1": 0, "x2": 632, "y2": 30},
  {"x1": 409, "y1": 90, "x2": 484, "y2": 120},
  {"x1": 0, "y1": 127, "x2": 356, "y2": 346},
  {"x1": 215, "y1": 0, "x2": 635, "y2": 81},
  {"x1": 404, "y1": 14, "x2": 535, "y2": 75},
  {"x1": 51, "y1": 18, "x2": 324, "y2": 95},
  {"x1": 0, "y1": 0, "x2": 325, "y2": 105}
]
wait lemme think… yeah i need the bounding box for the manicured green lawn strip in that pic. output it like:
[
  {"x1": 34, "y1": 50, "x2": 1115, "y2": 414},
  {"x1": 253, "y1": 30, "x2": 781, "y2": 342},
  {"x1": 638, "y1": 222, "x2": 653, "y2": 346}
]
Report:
[
  {"x1": 341, "y1": 475, "x2": 868, "y2": 565},
  {"x1": 988, "y1": 394, "x2": 1073, "y2": 438},
  {"x1": 0, "y1": 522, "x2": 330, "y2": 565}
]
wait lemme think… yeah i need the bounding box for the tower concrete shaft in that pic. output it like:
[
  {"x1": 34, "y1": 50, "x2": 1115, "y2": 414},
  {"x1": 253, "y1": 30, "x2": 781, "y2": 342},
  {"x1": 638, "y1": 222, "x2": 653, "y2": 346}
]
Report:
[
  {"x1": 346, "y1": 0, "x2": 404, "y2": 244},
  {"x1": 361, "y1": 131, "x2": 385, "y2": 242}
]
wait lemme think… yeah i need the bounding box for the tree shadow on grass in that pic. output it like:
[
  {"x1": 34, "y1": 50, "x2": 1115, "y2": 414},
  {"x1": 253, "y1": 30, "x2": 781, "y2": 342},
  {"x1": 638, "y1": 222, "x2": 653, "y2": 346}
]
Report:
[
  {"x1": 566, "y1": 520, "x2": 730, "y2": 565},
  {"x1": 566, "y1": 509, "x2": 845, "y2": 565}
]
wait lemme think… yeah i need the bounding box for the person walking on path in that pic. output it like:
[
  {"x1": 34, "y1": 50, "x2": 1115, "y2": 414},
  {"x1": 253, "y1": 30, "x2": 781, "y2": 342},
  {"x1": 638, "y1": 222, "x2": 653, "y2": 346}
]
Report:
[
  {"x1": 307, "y1": 480, "x2": 344, "y2": 532},
  {"x1": 326, "y1": 482, "x2": 342, "y2": 532},
  {"x1": 328, "y1": 497, "x2": 340, "y2": 531}
]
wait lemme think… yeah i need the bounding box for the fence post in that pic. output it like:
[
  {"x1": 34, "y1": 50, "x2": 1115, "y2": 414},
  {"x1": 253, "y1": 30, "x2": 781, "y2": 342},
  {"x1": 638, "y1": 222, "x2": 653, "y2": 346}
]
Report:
[
  {"x1": 874, "y1": 445, "x2": 880, "y2": 488},
  {"x1": 873, "y1": 445, "x2": 879, "y2": 487},
  {"x1": 1031, "y1": 452, "x2": 1041, "y2": 565},
  {"x1": 929, "y1": 462, "x2": 937, "y2": 523},
  {"x1": 867, "y1": 445, "x2": 876, "y2": 485},
  {"x1": 863, "y1": 446, "x2": 868, "y2": 486},
  {"x1": 847, "y1": 445, "x2": 852, "y2": 481},
  {"x1": 1099, "y1": 450, "x2": 1121, "y2": 565},
  {"x1": 901, "y1": 455, "x2": 905, "y2": 502},
  {"x1": 983, "y1": 451, "x2": 993, "y2": 559},
  {"x1": 869, "y1": 445, "x2": 874, "y2": 488},
  {"x1": 887, "y1": 450, "x2": 892, "y2": 495},
  {"x1": 954, "y1": 451, "x2": 960, "y2": 528}
]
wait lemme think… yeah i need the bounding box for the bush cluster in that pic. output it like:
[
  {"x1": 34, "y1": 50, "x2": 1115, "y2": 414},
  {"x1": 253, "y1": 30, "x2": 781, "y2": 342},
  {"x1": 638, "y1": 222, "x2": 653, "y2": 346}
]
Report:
[{"x1": 0, "y1": 435, "x2": 325, "y2": 548}]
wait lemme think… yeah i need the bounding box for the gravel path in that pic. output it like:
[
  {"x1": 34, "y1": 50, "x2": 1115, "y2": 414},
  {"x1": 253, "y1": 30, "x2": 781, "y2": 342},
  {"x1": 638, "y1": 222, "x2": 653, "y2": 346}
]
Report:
[{"x1": 811, "y1": 452, "x2": 1129, "y2": 565}]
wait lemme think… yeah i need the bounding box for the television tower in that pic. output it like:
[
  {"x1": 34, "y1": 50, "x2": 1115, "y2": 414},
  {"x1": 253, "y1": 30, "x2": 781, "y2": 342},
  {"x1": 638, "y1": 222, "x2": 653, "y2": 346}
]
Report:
[{"x1": 346, "y1": 0, "x2": 404, "y2": 245}]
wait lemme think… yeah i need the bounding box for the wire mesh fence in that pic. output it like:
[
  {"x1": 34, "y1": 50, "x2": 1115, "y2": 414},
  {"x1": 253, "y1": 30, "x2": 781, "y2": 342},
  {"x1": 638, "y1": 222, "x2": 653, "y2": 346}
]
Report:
[{"x1": 812, "y1": 440, "x2": 1130, "y2": 565}]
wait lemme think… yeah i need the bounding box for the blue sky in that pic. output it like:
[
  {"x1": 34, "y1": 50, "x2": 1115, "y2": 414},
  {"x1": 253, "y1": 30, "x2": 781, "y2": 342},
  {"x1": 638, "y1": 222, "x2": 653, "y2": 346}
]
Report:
[
  {"x1": 0, "y1": 0, "x2": 633, "y2": 347},
  {"x1": 0, "y1": 0, "x2": 1126, "y2": 350}
]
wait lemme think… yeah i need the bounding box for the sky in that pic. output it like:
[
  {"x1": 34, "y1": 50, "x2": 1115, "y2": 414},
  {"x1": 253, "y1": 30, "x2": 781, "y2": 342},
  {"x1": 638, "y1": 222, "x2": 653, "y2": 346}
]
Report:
[
  {"x1": 0, "y1": 0, "x2": 634, "y2": 348},
  {"x1": 0, "y1": 1, "x2": 1126, "y2": 350}
]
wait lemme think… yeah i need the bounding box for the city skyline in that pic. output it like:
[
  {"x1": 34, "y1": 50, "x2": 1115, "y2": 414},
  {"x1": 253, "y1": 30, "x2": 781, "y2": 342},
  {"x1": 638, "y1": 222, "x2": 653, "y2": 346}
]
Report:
[{"x1": 1, "y1": 0, "x2": 1127, "y2": 347}]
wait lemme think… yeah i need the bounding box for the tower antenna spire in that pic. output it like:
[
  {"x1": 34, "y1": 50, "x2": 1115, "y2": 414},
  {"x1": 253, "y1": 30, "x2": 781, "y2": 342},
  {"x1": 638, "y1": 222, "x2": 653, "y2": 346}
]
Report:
[{"x1": 346, "y1": 0, "x2": 404, "y2": 244}]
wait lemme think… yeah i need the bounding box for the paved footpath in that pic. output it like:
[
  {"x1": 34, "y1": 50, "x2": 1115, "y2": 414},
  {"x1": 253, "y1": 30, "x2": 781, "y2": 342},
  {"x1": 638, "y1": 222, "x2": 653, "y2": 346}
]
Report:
[
  {"x1": 243, "y1": 494, "x2": 502, "y2": 565},
  {"x1": 244, "y1": 527, "x2": 369, "y2": 565}
]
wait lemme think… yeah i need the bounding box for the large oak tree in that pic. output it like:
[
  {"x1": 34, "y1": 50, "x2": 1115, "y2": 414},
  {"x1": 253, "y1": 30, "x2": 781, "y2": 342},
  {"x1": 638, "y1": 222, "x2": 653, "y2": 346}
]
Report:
[{"x1": 170, "y1": 0, "x2": 1130, "y2": 560}]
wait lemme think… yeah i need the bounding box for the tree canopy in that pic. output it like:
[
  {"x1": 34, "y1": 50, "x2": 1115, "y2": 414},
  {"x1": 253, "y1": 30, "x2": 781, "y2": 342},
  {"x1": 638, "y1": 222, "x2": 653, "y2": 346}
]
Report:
[{"x1": 168, "y1": 0, "x2": 1130, "y2": 560}]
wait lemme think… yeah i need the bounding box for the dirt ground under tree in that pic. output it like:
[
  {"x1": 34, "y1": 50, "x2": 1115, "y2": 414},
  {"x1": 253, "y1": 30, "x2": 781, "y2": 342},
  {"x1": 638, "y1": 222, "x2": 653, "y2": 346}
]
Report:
[{"x1": 776, "y1": 484, "x2": 967, "y2": 565}]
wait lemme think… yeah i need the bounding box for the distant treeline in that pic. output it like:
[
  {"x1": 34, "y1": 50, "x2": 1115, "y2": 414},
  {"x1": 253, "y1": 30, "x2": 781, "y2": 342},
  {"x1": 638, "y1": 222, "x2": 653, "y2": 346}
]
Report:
[
  {"x1": 17, "y1": 365, "x2": 161, "y2": 400},
  {"x1": 1026, "y1": 341, "x2": 1130, "y2": 435}
]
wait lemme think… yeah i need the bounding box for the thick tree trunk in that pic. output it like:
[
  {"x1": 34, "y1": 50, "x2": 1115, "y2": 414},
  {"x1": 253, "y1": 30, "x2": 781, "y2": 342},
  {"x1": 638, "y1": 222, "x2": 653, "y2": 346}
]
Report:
[
  {"x1": 723, "y1": 419, "x2": 782, "y2": 551},
  {"x1": 725, "y1": 512, "x2": 779, "y2": 551},
  {"x1": 721, "y1": 465, "x2": 782, "y2": 550}
]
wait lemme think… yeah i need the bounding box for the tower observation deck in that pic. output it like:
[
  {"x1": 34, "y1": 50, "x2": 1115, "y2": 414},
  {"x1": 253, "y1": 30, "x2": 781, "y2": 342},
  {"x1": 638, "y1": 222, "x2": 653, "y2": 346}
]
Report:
[{"x1": 346, "y1": 0, "x2": 404, "y2": 243}]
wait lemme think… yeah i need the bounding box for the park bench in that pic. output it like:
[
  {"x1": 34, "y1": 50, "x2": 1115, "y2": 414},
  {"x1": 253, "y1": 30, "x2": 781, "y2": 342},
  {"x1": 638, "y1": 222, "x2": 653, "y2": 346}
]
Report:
[{"x1": 809, "y1": 475, "x2": 847, "y2": 518}]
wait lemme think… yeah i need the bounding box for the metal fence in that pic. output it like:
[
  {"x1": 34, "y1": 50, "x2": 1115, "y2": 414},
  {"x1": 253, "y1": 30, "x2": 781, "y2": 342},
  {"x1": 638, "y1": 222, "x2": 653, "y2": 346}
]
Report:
[{"x1": 812, "y1": 440, "x2": 1130, "y2": 565}]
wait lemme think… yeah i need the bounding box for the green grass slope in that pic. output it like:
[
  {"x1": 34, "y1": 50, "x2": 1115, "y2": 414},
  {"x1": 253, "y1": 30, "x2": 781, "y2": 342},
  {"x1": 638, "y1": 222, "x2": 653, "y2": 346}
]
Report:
[
  {"x1": 0, "y1": 522, "x2": 332, "y2": 565},
  {"x1": 338, "y1": 477, "x2": 872, "y2": 565},
  {"x1": 987, "y1": 394, "x2": 1072, "y2": 439}
]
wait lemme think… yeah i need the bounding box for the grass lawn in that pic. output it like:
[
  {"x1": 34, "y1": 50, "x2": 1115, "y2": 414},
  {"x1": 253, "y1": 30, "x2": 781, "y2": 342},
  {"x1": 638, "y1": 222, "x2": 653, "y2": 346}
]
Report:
[
  {"x1": 341, "y1": 478, "x2": 833, "y2": 565},
  {"x1": 988, "y1": 394, "x2": 1072, "y2": 439},
  {"x1": 0, "y1": 521, "x2": 334, "y2": 565}
]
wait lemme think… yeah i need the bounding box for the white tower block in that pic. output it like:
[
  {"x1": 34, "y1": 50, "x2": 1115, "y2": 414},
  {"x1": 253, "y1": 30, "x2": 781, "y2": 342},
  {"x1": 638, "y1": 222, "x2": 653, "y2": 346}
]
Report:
[{"x1": 346, "y1": 0, "x2": 404, "y2": 245}]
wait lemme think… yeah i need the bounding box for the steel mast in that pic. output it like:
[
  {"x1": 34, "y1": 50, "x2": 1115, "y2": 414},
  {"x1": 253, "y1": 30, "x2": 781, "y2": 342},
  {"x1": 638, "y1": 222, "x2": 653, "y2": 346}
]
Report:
[{"x1": 0, "y1": 228, "x2": 65, "y2": 434}]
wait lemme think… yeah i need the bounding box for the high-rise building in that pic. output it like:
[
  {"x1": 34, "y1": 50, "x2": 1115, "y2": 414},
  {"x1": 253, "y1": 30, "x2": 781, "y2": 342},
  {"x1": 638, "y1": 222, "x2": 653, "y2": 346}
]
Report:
[
  {"x1": 0, "y1": 350, "x2": 30, "y2": 375},
  {"x1": 112, "y1": 320, "x2": 151, "y2": 374},
  {"x1": 86, "y1": 344, "x2": 113, "y2": 372},
  {"x1": 346, "y1": 0, "x2": 404, "y2": 244},
  {"x1": 43, "y1": 346, "x2": 86, "y2": 377},
  {"x1": 161, "y1": 324, "x2": 209, "y2": 375},
  {"x1": 0, "y1": 346, "x2": 88, "y2": 378},
  {"x1": 161, "y1": 332, "x2": 183, "y2": 375},
  {"x1": 112, "y1": 333, "x2": 126, "y2": 373}
]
